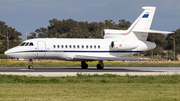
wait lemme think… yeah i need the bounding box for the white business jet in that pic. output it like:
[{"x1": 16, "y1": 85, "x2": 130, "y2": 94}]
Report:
[{"x1": 4, "y1": 6, "x2": 173, "y2": 69}]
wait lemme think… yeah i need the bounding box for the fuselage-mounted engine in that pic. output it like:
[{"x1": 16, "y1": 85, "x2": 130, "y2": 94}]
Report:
[
  {"x1": 111, "y1": 41, "x2": 138, "y2": 50},
  {"x1": 101, "y1": 29, "x2": 122, "y2": 39}
]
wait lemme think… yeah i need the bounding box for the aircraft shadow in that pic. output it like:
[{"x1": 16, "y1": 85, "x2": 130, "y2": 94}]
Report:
[
  {"x1": 0, "y1": 67, "x2": 163, "y2": 72},
  {"x1": 19, "y1": 67, "x2": 157, "y2": 72}
]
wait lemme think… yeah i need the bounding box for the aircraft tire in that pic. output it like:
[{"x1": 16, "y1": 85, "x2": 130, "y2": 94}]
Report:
[
  {"x1": 97, "y1": 64, "x2": 104, "y2": 69},
  {"x1": 28, "y1": 65, "x2": 33, "y2": 69},
  {"x1": 81, "y1": 63, "x2": 88, "y2": 69}
]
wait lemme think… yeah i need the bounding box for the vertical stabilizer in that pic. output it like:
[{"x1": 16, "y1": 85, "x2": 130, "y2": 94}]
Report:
[
  {"x1": 121, "y1": 6, "x2": 156, "y2": 41},
  {"x1": 131, "y1": 6, "x2": 156, "y2": 31},
  {"x1": 103, "y1": 7, "x2": 172, "y2": 40}
]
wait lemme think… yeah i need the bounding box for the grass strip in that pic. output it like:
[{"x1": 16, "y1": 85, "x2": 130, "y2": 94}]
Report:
[
  {"x1": 1, "y1": 73, "x2": 180, "y2": 84},
  {"x1": 1, "y1": 61, "x2": 180, "y2": 67},
  {"x1": 1, "y1": 74, "x2": 180, "y2": 100},
  {"x1": 0, "y1": 83, "x2": 180, "y2": 101}
]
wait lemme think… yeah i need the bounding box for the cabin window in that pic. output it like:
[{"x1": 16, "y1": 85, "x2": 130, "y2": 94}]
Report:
[
  {"x1": 25, "y1": 42, "x2": 29, "y2": 46},
  {"x1": 20, "y1": 42, "x2": 26, "y2": 46},
  {"x1": 53, "y1": 45, "x2": 56, "y2": 48},
  {"x1": 77, "y1": 45, "x2": 79, "y2": 48},
  {"x1": 90, "y1": 45, "x2": 92, "y2": 49},
  {"x1": 82, "y1": 45, "x2": 84, "y2": 49},
  {"x1": 69, "y1": 45, "x2": 72, "y2": 48},
  {"x1": 65, "y1": 45, "x2": 68, "y2": 48},
  {"x1": 29, "y1": 42, "x2": 34, "y2": 46},
  {"x1": 98, "y1": 45, "x2": 100, "y2": 49},
  {"x1": 86, "y1": 45, "x2": 88, "y2": 49},
  {"x1": 73, "y1": 45, "x2": 76, "y2": 48},
  {"x1": 94, "y1": 45, "x2": 96, "y2": 49},
  {"x1": 57, "y1": 45, "x2": 60, "y2": 48},
  {"x1": 61, "y1": 45, "x2": 64, "y2": 48}
]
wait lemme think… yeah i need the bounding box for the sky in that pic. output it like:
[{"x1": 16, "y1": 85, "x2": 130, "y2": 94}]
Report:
[{"x1": 0, "y1": 0, "x2": 180, "y2": 40}]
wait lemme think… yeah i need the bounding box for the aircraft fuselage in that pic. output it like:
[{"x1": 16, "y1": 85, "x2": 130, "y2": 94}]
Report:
[{"x1": 5, "y1": 38, "x2": 155, "y2": 60}]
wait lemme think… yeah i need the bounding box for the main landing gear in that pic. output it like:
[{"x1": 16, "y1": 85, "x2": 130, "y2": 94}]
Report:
[
  {"x1": 96, "y1": 60, "x2": 104, "y2": 69},
  {"x1": 81, "y1": 61, "x2": 88, "y2": 69},
  {"x1": 28, "y1": 59, "x2": 34, "y2": 69},
  {"x1": 81, "y1": 60, "x2": 104, "y2": 69}
]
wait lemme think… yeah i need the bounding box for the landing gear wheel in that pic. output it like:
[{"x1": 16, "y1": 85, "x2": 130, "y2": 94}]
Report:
[
  {"x1": 97, "y1": 60, "x2": 104, "y2": 69},
  {"x1": 28, "y1": 65, "x2": 33, "y2": 69},
  {"x1": 28, "y1": 59, "x2": 34, "y2": 69},
  {"x1": 97, "y1": 64, "x2": 104, "y2": 69},
  {"x1": 81, "y1": 61, "x2": 88, "y2": 69},
  {"x1": 81, "y1": 63, "x2": 88, "y2": 69}
]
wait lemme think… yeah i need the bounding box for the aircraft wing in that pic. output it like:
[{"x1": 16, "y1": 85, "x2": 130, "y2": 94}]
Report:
[
  {"x1": 73, "y1": 55, "x2": 140, "y2": 61},
  {"x1": 133, "y1": 30, "x2": 174, "y2": 34}
]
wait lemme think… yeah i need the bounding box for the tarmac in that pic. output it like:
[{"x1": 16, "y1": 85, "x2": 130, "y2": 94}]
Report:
[{"x1": 0, "y1": 66, "x2": 180, "y2": 77}]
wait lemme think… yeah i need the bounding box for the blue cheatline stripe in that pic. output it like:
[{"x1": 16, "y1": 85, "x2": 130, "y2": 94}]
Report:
[
  {"x1": 63, "y1": 51, "x2": 142, "y2": 53},
  {"x1": 12, "y1": 50, "x2": 142, "y2": 53}
]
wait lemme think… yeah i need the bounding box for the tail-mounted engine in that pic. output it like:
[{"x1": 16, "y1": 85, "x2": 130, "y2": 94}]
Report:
[
  {"x1": 111, "y1": 41, "x2": 138, "y2": 50},
  {"x1": 101, "y1": 29, "x2": 122, "y2": 39}
]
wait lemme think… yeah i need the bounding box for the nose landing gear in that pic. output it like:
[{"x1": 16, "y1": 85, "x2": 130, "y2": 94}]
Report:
[{"x1": 28, "y1": 59, "x2": 34, "y2": 69}]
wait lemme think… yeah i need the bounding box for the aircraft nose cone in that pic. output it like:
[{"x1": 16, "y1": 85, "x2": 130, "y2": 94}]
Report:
[
  {"x1": 4, "y1": 50, "x2": 9, "y2": 56},
  {"x1": 4, "y1": 49, "x2": 12, "y2": 57}
]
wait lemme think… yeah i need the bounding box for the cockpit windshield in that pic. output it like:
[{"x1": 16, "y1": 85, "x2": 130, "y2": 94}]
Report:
[
  {"x1": 25, "y1": 42, "x2": 29, "y2": 46},
  {"x1": 29, "y1": 42, "x2": 34, "y2": 46},
  {"x1": 19, "y1": 42, "x2": 34, "y2": 46},
  {"x1": 20, "y1": 42, "x2": 26, "y2": 46}
]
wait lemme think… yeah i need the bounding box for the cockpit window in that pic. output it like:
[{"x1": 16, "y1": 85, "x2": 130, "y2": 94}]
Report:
[
  {"x1": 29, "y1": 42, "x2": 34, "y2": 46},
  {"x1": 25, "y1": 42, "x2": 29, "y2": 46},
  {"x1": 19, "y1": 42, "x2": 34, "y2": 46},
  {"x1": 20, "y1": 42, "x2": 26, "y2": 46}
]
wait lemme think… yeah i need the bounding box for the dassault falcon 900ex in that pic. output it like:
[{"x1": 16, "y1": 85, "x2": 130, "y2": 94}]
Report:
[{"x1": 5, "y1": 6, "x2": 173, "y2": 69}]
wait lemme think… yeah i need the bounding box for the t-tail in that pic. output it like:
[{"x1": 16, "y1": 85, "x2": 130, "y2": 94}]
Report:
[{"x1": 101, "y1": 6, "x2": 173, "y2": 40}]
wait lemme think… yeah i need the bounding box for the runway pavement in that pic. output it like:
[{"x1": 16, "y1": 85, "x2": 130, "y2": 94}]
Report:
[{"x1": 0, "y1": 66, "x2": 180, "y2": 77}]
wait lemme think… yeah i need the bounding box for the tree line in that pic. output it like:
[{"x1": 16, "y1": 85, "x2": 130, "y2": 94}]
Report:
[
  {"x1": 0, "y1": 19, "x2": 180, "y2": 57},
  {"x1": 31, "y1": 18, "x2": 131, "y2": 39},
  {"x1": 0, "y1": 21, "x2": 22, "y2": 54},
  {"x1": 31, "y1": 18, "x2": 180, "y2": 53}
]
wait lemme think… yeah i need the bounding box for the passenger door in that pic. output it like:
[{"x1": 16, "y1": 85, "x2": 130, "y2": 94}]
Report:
[{"x1": 37, "y1": 41, "x2": 46, "y2": 58}]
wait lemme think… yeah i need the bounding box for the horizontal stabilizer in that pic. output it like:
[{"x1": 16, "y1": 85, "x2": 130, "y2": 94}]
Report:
[
  {"x1": 133, "y1": 30, "x2": 174, "y2": 34},
  {"x1": 73, "y1": 55, "x2": 140, "y2": 61}
]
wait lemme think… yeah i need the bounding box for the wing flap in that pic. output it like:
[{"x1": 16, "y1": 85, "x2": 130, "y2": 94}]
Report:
[{"x1": 73, "y1": 55, "x2": 140, "y2": 61}]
